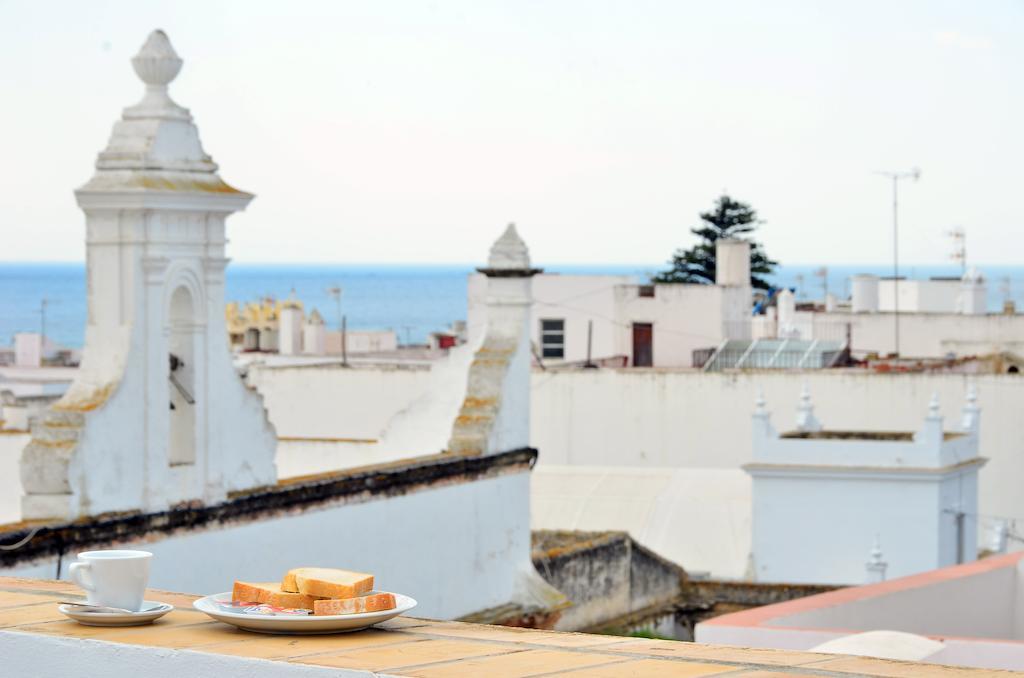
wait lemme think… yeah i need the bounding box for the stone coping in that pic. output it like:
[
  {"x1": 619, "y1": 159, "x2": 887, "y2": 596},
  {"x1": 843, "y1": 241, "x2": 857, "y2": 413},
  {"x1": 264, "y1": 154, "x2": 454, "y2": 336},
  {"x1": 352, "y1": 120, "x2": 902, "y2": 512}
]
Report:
[
  {"x1": 0, "y1": 448, "x2": 537, "y2": 568},
  {"x1": 0, "y1": 577, "x2": 1011, "y2": 676}
]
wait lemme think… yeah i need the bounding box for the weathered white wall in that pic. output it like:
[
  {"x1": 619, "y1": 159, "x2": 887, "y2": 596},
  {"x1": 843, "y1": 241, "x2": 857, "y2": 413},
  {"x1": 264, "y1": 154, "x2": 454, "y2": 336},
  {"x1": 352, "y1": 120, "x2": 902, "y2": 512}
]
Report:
[
  {"x1": 242, "y1": 367, "x2": 1024, "y2": 537},
  {"x1": 246, "y1": 363, "x2": 432, "y2": 440},
  {"x1": 1, "y1": 471, "x2": 537, "y2": 621},
  {"x1": 530, "y1": 370, "x2": 1023, "y2": 528},
  {"x1": 0, "y1": 433, "x2": 28, "y2": 524},
  {"x1": 794, "y1": 310, "x2": 1024, "y2": 358}
]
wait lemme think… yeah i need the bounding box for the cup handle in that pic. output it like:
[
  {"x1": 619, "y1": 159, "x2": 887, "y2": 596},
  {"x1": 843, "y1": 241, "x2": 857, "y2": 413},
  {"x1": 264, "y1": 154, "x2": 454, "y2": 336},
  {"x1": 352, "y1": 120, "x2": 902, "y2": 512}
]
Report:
[{"x1": 68, "y1": 562, "x2": 95, "y2": 592}]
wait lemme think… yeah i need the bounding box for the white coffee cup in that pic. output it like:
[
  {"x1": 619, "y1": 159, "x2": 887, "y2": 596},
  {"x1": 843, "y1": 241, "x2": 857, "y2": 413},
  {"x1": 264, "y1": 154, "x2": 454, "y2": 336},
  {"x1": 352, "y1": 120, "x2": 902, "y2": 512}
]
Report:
[{"x1": 68, "y1": 549, "x2": 152, "y2": 612}]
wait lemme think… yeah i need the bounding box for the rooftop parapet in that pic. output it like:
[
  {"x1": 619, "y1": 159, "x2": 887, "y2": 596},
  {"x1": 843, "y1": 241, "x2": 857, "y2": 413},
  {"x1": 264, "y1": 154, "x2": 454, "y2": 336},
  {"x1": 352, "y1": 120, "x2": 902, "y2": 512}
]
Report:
[{"x1": 751, "y1": 387, "x2": 982, "y2": 470}]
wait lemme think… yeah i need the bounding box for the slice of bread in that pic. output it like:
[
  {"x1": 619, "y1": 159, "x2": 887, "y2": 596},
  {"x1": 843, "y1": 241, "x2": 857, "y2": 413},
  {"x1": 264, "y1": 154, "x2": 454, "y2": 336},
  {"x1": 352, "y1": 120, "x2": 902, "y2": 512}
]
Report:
[
  {"x1": 281, "y1": 568, "x2": 374, "y2": 599},
  {"x1": 314, "y1": 592, "x2": 397, "y2": 616},
  {"x1": 232, "y1": 580, "x2": 320, "y2": 610}
]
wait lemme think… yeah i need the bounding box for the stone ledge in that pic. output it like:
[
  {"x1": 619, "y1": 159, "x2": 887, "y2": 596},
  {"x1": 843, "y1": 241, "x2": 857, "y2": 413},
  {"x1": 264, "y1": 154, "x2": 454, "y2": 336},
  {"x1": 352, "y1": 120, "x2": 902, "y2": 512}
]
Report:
[{"x1": 0, "y1": 578, "x2": 1007, "y2": 677}]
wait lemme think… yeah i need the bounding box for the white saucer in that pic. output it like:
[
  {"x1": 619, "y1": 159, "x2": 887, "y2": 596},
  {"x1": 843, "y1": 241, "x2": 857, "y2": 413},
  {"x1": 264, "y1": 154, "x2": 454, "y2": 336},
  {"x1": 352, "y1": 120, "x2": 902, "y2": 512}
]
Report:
[
  {"x1": 58, "y1": 601, "x2": 174, "y2": 627},
  {"x1": 194, "y1": 591, "x2": 417, "y2": 634}
]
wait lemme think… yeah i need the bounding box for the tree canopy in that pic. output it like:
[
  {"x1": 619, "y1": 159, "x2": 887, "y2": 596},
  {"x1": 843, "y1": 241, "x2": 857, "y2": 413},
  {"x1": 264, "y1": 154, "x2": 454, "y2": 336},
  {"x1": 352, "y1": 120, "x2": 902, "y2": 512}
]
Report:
[{"x1": 652, "y1": 194, "x2": 777, "y2": 290}]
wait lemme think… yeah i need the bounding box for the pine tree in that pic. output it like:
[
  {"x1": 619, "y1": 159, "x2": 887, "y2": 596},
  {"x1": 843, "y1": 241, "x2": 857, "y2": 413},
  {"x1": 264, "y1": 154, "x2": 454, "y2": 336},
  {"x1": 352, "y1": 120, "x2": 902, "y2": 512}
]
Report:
[{"x1": 652, "y1": 194, "x2": 777, "y2": 289}]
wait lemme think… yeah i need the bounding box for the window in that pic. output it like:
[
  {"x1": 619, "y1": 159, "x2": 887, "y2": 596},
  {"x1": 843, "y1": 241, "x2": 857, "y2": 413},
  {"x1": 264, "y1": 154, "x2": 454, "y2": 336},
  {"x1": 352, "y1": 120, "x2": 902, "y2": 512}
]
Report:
[
  {"x1": 638, "y1": 285, "x2": 655, "y2": 298},
  {"x1": 540, "y1": 319, "x2": 565, "y2": 359}
]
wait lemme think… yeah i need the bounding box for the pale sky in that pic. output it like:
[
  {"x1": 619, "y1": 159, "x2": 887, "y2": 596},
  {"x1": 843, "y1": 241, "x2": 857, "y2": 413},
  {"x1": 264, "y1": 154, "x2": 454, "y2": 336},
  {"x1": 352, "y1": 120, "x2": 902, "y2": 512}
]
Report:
[{"x1": 1, "y1": 1, "x2": 1020, "y2": 265}]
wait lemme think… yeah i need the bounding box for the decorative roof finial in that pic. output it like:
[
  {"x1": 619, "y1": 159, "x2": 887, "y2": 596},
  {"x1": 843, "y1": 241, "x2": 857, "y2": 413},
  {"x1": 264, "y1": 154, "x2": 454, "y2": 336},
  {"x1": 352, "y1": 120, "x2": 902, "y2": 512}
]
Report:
[
  {"x1": 487, "y1": 223, "x2": 531, "y2": 271},
  {"x1": 865, "y1": 535, "x2": 888, "y2": 583},
  {"x1": 961, "y1": 381, "x2": 980, "y2": 433},
  {"x1": 795, "y1": 382, "x2": 822, "y2": 432},
  {"x1": 125, "y1": 30, "x2": 189, "y2": 121},
  {"x1": 132, "y1": 30, "x2": 182, "y2": 86},
  {"x1": 754, "y1": 388, "x2": 768, "y2": 416}
]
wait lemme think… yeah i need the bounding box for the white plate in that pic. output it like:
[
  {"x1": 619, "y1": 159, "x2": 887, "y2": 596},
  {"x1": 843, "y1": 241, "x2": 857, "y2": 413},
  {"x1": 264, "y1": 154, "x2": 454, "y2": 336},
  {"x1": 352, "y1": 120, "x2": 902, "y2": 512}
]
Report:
[
  {"x1": 193, "y1": 591, "x2": 417, "y2": 634},
  {"x1": 58, "y1": 600, "x2": 174, "y2": 627}
]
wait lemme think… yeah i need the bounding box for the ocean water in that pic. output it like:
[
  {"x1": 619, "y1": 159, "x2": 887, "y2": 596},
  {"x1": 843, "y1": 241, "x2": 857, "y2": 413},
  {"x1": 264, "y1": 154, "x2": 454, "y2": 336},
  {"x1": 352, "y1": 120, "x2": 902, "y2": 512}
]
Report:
[{"x1": 1, "y1": 262, "x2": 1022, "y2": 349}]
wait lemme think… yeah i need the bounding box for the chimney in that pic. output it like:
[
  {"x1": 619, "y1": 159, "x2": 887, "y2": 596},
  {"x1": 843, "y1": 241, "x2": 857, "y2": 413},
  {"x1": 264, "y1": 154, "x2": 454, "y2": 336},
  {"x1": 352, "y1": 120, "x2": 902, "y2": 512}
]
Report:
[{"x1": 716, "y1": 239, "x2": 750, "y2": 286}]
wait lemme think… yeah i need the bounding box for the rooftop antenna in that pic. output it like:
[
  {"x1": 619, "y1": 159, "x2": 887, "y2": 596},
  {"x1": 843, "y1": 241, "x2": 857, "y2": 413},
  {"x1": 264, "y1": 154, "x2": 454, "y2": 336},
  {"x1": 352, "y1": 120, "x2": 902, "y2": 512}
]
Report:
[
  {"x1": 946, "y1": 227, "x2": 966, "y2": 275},
  {"x1": 874, "y1": 167, "x2": 921, "y2": 358},
  {"x1": 40, "y1": 298, "x2": 48, "y2": 347},
  {"x1": 326, "y1": 285, "x2": 348, "y2": 365},
  {"x1": 813, "y1": 267, "x2": 828, "y2": 302}
]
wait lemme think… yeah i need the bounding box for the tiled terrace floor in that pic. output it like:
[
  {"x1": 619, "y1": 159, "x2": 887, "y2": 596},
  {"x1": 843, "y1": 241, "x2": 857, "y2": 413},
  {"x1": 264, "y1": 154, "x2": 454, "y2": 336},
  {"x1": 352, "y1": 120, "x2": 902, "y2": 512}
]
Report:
[{"x1": 0, "y1": 577, "x2": 1012, "y2": 677}]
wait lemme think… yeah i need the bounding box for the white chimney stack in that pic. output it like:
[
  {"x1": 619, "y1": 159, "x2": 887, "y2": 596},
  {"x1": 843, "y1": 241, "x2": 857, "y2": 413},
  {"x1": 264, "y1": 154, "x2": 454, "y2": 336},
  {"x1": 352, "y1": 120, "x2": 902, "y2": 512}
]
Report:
[
  {"x1": 716, "y1": 239, "x2": 751, "y2": 286},
  {"x1": 851, "y1": 274, "x2": 880, "y2": 313}
]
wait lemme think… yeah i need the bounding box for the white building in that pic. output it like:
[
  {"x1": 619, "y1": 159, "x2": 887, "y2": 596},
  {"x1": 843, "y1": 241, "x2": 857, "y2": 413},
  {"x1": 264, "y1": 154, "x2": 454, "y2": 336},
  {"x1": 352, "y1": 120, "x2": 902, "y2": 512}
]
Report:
[
  {"x1": 875, "y1": 271, "x2": 986, "y2": 315},
  {"x1": 747, "y1": 387, "x2": 985, "y2": 585},
  {"x1": 753, "y1": 268, "x2": 1023, "y2": 360},
  {"x1": 467, "y1": 238, "x2": 753, "y2": 368}
]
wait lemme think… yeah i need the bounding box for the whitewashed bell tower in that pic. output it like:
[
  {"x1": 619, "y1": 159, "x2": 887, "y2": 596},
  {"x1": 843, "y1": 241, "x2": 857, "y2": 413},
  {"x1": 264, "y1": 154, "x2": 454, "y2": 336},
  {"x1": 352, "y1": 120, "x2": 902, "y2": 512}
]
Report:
[{"x1": 20, "y1": 30, "x2": 277, "y2": 521}]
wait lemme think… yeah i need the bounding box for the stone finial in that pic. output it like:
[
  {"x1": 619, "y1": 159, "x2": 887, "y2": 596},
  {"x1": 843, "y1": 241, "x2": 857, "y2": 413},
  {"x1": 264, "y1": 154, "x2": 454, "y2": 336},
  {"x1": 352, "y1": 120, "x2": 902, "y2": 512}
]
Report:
[
  {"x1": 487, "y1": 224, "x2": 531, "y2": 271},
  {"x1": 927, "y1": 392, "x2": 941, "y2": 420},
  {"x1": 990, "y1": 519, "x2": 1009, "y2": 554},
  {"x1": 754, "y1": 388, "x2": 768, "y2": 416},
  {"x1": 961, "y1": 382, "x2": 980, "y2": 433},
  {"x1": 751, "y1": 387, "x2": 777, "y2": 455},
  {"x1": 124, "y1": 30, "x2": 189, "y2": 121},
  {"x1": 132, "y1": 30, "x2": 183, "y2": 86},
  {"x1": 795, "y1": 383, "x2": 822, "y2": 432},
  {"x1": 865, "y1": 535, "x2": 888, "y2": 583}
]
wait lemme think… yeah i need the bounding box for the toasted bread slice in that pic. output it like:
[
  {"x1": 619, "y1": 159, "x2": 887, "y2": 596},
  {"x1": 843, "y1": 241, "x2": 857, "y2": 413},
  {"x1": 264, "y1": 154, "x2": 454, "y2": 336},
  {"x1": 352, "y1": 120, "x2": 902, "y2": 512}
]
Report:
[
  {"x1": 314, "y1": 592, "x2": 396, "y2": 616},
  {"x1": 281, "y1": 567, "x2": 374, "y2": 599},
  {"x1": 232, "y1": 580, "x2": 320, "y2": 610}
]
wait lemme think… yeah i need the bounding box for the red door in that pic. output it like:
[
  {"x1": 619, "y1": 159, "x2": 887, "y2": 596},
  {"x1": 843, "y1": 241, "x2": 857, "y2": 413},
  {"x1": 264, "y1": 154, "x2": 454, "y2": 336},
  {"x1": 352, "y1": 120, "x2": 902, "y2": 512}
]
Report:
[{"x1": 632, "y1": 323, "x2": 653, "y2": 367}]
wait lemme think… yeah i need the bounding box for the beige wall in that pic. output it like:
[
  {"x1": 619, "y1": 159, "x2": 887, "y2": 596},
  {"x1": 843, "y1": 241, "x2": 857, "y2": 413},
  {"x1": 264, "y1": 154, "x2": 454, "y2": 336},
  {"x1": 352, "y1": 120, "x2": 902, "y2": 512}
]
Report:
[
  {"x1": 246, "y1": 362, "x2": 432, "y2": 440},
  {"x1": 802, "y1": 310, "x2": 1024, "y2": 358},
  {"x1": 531, "y1": 370, "x2": 1024, "y2": 529},
  {"x1": 189, "y1": 364, "x2": 1024, "y2": 551}
]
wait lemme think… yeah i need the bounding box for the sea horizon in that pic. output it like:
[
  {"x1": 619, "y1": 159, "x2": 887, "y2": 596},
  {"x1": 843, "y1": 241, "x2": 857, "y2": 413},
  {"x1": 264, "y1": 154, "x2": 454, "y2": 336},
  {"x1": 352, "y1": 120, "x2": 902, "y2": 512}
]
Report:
[{"x1": 2, "y1": 261, "x2": 1022, "y2": 349}]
